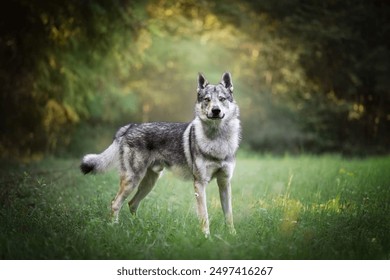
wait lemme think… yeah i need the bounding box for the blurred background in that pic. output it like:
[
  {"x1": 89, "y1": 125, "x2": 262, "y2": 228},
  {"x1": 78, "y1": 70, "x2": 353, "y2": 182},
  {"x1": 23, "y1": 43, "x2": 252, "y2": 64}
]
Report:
[{"x1": 1, "y1": 0, "x2": 389, "y2": 161}]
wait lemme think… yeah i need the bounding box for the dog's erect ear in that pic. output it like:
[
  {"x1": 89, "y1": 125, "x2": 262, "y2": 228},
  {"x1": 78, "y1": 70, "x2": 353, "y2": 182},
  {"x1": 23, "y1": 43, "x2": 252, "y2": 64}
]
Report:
[
  {"x1": 197, "y1": 72, "x2": 209, "y2": 93},
  {"x1": 220, "y1": 72, "x2": 234, "y2": 92}
]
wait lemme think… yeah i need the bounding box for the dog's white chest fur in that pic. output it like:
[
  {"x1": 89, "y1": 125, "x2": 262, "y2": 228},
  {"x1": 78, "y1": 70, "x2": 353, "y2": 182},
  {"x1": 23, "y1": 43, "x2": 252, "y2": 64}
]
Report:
[{"x1": 193, "y1": 118, "x2": 240, "y2": 160}]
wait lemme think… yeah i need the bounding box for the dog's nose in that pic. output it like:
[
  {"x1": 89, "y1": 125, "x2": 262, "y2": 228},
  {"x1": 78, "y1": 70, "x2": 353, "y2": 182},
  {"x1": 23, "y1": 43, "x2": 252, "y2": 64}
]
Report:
[{"x1": 212, "y1": 106, "x2": 221, "y2": 116}]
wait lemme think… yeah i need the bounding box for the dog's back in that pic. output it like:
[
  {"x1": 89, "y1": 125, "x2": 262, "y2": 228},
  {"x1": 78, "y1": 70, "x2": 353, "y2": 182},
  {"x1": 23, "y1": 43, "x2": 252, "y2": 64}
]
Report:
[{"x1": 81, "y1": 122, "x2": 190, "y2": 174}]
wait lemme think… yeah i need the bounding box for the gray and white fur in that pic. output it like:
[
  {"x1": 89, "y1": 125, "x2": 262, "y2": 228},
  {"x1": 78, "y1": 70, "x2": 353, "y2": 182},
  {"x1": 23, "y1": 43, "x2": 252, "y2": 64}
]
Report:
[{"x1": 80, "y1": 72, "x2": 241, "y2": 237}]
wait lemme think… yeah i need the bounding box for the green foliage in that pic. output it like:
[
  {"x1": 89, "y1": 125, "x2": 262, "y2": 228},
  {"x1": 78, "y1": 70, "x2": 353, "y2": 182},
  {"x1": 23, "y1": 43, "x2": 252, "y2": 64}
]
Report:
[
  {"x1": 236, "y1": 0, "x2": 390, "y2": 153},
  {"x1": 0, "y1": 0, "x2": 140, "y2": 158},
  {"x1": 0, "y1": 0, "x2": 389, "y2": 159},
  {"x1": 1, "y1": 155, "x2": 389, "y2": 259}
]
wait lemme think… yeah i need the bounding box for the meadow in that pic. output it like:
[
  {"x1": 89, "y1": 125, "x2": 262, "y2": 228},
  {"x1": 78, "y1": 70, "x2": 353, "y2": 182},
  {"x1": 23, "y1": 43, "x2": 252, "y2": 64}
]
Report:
[{"x1": 0, "y1": 154, "x2": 389, "y2": 260}]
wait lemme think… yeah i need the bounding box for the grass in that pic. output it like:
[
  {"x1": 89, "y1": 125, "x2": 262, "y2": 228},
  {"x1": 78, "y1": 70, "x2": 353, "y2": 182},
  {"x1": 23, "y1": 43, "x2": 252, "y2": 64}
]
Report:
[{"x1": 0, "y1": 154, "x2": 389, "y2": 259}]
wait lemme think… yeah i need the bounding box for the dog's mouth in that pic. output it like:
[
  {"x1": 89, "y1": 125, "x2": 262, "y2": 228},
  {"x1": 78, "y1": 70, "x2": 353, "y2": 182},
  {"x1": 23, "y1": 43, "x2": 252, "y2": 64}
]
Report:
[{"x1": 207, "y1": 113, "x2": 225, "y2": 120}]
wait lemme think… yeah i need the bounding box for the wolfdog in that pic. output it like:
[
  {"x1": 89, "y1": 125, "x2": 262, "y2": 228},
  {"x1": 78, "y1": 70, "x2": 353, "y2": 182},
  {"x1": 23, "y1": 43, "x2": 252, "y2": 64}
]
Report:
[{"x1": 80, "y1": 72, "x2": 241, "y2": 237}]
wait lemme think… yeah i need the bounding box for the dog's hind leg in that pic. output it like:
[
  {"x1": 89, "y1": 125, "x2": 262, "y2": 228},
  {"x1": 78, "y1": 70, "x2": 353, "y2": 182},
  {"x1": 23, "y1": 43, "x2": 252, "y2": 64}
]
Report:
[
  {"x1": 217, "y1": 174, "x2": 236, "y2": 235},
  {"x1": 194, "y1": 180, "x2": 210, "y2": 237},
  {"x1": 128, "y1": 168, "x2": 161, "y2": 215},
  {"x1": 111, "y1": 170, "x2": 145, "y2": 223}
]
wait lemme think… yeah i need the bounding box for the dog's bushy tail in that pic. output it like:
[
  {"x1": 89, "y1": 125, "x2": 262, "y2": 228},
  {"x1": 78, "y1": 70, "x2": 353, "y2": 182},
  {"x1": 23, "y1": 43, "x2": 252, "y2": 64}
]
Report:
[{"x1": 80, "y1": 141, "x2": 119, "y2": 174}]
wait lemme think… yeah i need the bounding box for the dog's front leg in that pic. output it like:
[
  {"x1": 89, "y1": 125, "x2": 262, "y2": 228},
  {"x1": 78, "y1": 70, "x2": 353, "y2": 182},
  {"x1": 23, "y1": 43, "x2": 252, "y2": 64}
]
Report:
[
  {"x1": 194, "y1": 180, "x2": 210, "y2": 237},
  {"x1": 217, "y1": 175, "x2": 236, "y2": 235}
]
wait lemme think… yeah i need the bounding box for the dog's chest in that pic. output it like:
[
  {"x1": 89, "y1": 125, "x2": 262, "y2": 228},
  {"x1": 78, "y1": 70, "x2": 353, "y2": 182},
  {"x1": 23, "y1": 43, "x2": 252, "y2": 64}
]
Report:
[
  {"x1": 194, "y1": 120, "x2": 240, "y2": 161},
  {"x1": 198, "y1": 137, "x2": 235, "y2": 161}
]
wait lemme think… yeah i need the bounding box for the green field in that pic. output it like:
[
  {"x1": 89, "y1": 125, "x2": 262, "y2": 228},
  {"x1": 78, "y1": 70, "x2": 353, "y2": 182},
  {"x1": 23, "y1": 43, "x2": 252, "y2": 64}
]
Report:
[{"x1": 0, "y1": 155, "x2": 389, "y2": 259}]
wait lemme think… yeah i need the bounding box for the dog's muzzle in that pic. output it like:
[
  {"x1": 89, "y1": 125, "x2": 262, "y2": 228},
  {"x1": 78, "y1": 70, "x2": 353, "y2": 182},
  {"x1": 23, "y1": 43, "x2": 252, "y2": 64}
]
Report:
[{"x1": 207, "y1": 106, "x2": 225, "y2": 119}]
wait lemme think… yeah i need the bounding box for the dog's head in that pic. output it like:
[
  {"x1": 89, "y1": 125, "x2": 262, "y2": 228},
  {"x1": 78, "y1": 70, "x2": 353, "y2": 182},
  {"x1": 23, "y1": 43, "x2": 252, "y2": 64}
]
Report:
[{"x1": 195, "y1": 72, "x2": 238, "y2": 122}]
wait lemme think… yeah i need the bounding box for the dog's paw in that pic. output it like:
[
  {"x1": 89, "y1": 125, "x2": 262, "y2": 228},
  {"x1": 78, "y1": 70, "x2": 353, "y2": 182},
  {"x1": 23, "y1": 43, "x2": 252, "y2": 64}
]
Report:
[
  {"x1": 202, "y1": 228, "x2": 211, "y2": 239},
  {"x1": 107, "y1": 220, "x2": 119, "y2": 226},
  {"x1": 228, "y1": 226, "x2": 237, "y2": 236}
]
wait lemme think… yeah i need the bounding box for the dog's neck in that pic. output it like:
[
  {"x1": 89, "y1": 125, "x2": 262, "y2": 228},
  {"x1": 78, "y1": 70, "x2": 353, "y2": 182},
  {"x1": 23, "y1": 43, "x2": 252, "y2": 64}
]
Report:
[
  {"x1": 191, "y1": 117, "x2": 240, "y2": 161},
  {"x1": 196, "y1": 112, "x2": 240, "y2": 140},
  {"x1": 199, "y1": 119, "x2": 224, "y2": 138}
]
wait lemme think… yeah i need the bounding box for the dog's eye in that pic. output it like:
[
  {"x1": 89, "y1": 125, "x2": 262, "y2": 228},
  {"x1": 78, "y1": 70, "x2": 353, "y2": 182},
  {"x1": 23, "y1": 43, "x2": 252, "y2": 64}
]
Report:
[
  {"x1": 204, "y1": 97, "x2": 211, "y2": 102},
  {"x1": 219, "y1": 97, "x2": 226, "y2": 102}
]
